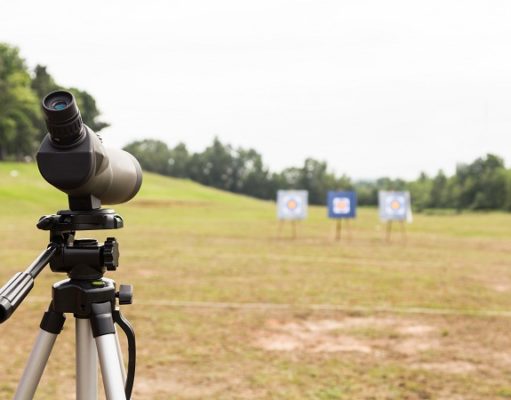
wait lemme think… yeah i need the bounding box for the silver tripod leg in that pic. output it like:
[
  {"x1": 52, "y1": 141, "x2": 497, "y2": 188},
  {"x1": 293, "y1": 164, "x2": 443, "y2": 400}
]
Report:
[
  {"x1": 76, "y1": 318, "x2": 98, "y2": 400},
  {"x1": 114, "y1": 326, "x2": 127, "y2": 384},
  {"x1": 14, "y1": 329, "x2": 58, "y2": 400},
  {"x1": 96, "y1": 333, "x2": 126, "y2": 400}
]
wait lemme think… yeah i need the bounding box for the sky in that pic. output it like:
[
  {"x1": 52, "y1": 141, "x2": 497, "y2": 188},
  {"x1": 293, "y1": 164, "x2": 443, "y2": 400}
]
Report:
[{"x1": 0, "y1": 0, "x2": 510, "y2": 180}]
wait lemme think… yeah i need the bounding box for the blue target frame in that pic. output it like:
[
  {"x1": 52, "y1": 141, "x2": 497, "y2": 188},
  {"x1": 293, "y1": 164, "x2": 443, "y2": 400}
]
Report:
[{"x1": 327, "y1": 191, "x2": 357, "y2": 219}]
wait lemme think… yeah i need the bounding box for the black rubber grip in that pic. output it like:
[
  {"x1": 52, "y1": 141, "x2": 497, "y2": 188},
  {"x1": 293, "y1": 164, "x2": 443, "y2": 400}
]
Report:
[{"x1": 0, "y1": 272, "x2": 34, "y2": 323}]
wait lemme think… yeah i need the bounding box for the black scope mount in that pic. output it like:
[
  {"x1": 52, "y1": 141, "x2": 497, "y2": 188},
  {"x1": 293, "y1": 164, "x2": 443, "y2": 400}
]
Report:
[{"x1": 39, "y1": 208, "x2": 123, "y2": 279}]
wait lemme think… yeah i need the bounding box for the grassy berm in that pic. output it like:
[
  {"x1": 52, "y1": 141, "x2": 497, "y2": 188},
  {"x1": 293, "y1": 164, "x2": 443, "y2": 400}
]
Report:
[{"x1": 0, "y1": 163, "x2": 511, "y2": 399}]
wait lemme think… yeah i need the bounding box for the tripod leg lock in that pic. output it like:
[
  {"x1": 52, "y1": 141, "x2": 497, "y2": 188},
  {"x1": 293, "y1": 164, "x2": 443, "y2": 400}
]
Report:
[
  {"x1": 90, "y1": 302, "x2": 116, "y2": 337},
  {"x1": 40, "y1": 307, "x2": 66, "y2": 334}
]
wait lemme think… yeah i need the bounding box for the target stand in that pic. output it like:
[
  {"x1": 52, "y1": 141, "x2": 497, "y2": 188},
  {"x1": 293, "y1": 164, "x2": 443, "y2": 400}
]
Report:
[
  {"x1": 385, "y1": 220, "x2": 407, "y2": 243},
  {"x1": 276, "y1": 190, "x2": 308, "y2": 239},
  {"x1": 327, "y1": 191, "x2": 356, "y2": 242}
]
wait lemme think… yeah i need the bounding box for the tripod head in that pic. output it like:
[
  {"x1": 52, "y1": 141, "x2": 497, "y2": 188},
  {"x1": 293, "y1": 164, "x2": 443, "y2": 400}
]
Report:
[
  {"x1": 39, "y1": 208, "x2": 123, "y2": 279},
  {"x1": 0, "y1": 206, "x2": 127, "y2": 323}
]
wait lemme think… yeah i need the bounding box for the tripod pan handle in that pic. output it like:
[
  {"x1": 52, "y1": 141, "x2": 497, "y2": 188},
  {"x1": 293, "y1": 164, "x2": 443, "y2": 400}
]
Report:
[
  {"x1": 0, "y1": 272, "x2": 34, "y2": 323},
  {"x1": 0, "y1": 244, "x2": 57, "y2": 324}
]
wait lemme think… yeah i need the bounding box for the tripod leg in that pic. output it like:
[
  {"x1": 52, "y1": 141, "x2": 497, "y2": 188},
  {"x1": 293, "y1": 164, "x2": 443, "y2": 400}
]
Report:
[
  {"x1": 14, "y1": 307, "x2": 65, "y2": 400},
  {"x1": 90, "y1": 302, "x2": 126, "y2": 400},
  {"x1": 76, "y1": 318, "x2": 98, "y2": 400},
  {"x1": 114, "y1": 326, "x2": 127, "y2": 383}
]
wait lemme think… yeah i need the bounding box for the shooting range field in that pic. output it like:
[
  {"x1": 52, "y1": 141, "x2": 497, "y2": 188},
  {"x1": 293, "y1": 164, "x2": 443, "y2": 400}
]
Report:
[{"x1": 1, "y1": 163, "x2": 511, "y2": 399}]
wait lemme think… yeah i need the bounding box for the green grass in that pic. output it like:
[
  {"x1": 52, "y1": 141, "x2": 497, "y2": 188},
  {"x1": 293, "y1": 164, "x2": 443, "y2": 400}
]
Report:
[{"x1": 0, "y1": 162, "x2": 511, "y2": 398}]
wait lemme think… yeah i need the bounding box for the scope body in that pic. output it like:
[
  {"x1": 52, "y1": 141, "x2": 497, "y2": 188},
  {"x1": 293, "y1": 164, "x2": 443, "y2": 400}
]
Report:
[
  {"x1": 37, "y1": 127, "x2": 142, "y2": 207},
  {"x1": 36, "y1": 90, "x2": 142, "y2": 210}
]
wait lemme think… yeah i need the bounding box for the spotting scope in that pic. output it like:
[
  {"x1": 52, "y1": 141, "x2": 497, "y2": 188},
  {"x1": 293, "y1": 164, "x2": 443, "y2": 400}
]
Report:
[
  {"x1": 0, "y1": 90, "x2": 141, "y2": 398},
  {"x1": 37, "y1": 90, "x2": 142, "y2": 210}
]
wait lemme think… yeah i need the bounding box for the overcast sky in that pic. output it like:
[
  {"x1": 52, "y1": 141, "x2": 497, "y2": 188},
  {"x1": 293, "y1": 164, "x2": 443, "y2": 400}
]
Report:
[{"x1": 0, "y1": 0, "x2": 509, "y2": 179}]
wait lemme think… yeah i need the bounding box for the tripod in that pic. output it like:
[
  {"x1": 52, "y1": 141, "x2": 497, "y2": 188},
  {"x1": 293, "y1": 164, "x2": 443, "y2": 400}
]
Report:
[{"x1": 0, "y1": 208, "x2": 136, "y2": 400}]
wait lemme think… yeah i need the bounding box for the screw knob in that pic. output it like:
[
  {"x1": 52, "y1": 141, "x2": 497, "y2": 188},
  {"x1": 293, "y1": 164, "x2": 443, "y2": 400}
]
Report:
[
  {"x1": 103, "y1": 237, "x2": 119, "y2": 271},
  {"x1": 117, "y1": 284, "x2": 133, "y2": 305}
]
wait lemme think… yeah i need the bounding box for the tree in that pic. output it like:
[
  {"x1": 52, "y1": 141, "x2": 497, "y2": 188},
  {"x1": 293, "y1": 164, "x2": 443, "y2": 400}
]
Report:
[
  {"x1": 408, "y1": 172, "x2": 431, "y2": 211},
  {"x1": 188, "y1": 137, "x2": 237, "y2": 190},
  {"x1": 453, "y1": 154, "x2": 506, "y2": 210},
  {"x1": 0, "y1": 43, "x2": 41, "y2": 159},
  {"x1": 429, "y1": 170, "x2": 448, "y2": 208},
  {"x1": 123, "y1": 139, "x2": 172, "y2": 175},
  {"x1": 168, "y1": 143, "x2": 190, "y2": 178}
]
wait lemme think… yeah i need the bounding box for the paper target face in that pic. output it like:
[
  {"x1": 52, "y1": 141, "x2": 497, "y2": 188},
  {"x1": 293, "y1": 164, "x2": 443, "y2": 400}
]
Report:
[
  {"x1": 277, "y1": 190, "x2": 308, "y2": 220},
  {"x1": 378, "y1": 191, "x2": 412, "y2": 222},
  {"x1": 328, "y1": 191, "x2": 356, "y2": 219}
]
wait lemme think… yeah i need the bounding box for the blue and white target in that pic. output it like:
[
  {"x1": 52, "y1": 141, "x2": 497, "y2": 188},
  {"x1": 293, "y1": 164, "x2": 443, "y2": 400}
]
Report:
[
  {"x1": 327, "y1": 191, "x2": 357, "y2": 219},
  {"x1": 277, "y1": 190, "x2": 308, "y2": 220},
  {"x1": 378, "y1": 191, "x2": 412, "y2": 222}
]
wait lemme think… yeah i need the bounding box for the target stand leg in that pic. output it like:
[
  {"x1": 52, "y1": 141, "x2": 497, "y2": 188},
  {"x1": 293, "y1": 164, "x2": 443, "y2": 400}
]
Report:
[
  {"x1": 291, "y1": 221, "x2": 297, "y2": 239},
  {"x1": 277, "y1": 220, "x2": 284, "y2": 237},
  {"x1": 400, "y1": 220, "x2": 407, "y2": 243},
  {"x1": 385, "y1": 221, "x2": 393, "y2": 242}
]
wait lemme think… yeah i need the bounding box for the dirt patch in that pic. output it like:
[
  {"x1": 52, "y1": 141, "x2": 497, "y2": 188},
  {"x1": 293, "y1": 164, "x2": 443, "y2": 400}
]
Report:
[
  {"x1": 255, "y1": 316, "x2": 439, "y2": 356},
  {"x1": 256, "y1": 332, "x2": 374, "y2": 354},
  {"x1": 394, "y1": 337, "x2": 440, "y2": 355},
  {"x1": 312, "y1": 336, "x2": 373, "y2": 354},
  {"x1": 397, "y1": 324, "x2": 436, "y2": 335},
  {"x1": 411, "y1": 361, "x2": 477, "y2": 374},
  {"x1": 492, "y1": 283, "x2": 511, "y2": 293},
  {"x1": 265, "y1": 316, "x2": 398, "y2": 332},
  {"x1": 256, "y1": 318, "x2": 381, "y2": 354}
]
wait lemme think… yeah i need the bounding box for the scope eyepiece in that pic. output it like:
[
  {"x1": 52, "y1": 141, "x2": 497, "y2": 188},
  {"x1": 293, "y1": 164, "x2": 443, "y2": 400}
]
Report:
[{"x1": 42, "y1": 91, "x2": 84, "y2": 146}]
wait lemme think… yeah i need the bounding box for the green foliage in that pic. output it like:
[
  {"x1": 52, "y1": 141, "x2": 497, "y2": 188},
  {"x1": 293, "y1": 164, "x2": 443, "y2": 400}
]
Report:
[
  {"x1": 407, "y1": 172, "x2": 432, "y2": 212},
  {"x1": 0, "y1": 43, "x2": 107, "y2": 158},
  {"x1": 124, "y1": 139, "x2": 174, "y2": 176},
  {"x1": 0, "y1": 44, "x2": 41, "y2": 160}
]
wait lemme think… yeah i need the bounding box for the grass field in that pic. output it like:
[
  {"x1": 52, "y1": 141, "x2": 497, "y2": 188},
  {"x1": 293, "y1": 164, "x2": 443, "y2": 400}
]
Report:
[{"x1": 0, "y1": 162, "x2": 511, "y2": 399}]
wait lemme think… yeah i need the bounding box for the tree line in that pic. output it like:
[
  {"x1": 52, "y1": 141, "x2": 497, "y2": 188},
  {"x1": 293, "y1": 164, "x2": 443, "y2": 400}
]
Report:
[
  {"x1": 124, "y1": 138, "x2": 511, "y2": 211},
  {"x1": 0, "y1": 43, "x2": 108, "y2": 160}
]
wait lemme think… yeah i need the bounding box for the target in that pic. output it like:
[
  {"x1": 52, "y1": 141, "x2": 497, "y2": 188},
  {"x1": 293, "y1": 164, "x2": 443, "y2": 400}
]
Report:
[
  {"x1": 378, "y1": 191, "x2": 412, "y2": 222},
  {"x1": 277, "y1": 190, "x2": 308, "y2": 220},
  {"x1": 328, "y1": 191, "x2": 356, "y2": 219}
]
